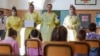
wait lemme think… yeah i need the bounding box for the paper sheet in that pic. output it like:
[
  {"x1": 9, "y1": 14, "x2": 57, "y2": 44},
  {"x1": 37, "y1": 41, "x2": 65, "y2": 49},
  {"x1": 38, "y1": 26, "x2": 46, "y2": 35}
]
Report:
[{"x1": 24, "y1": 20, "x2": 34, "y2": 27}]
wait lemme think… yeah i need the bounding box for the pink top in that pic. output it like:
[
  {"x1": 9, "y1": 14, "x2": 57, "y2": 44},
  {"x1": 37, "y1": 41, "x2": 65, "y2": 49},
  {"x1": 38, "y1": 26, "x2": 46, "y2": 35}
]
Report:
[
  {"x1": 1, "y1": 37, "x2": 19, "y2": 55},
  {"x1": 26, "y1": 38, "x2": 43, "y2": 56}
]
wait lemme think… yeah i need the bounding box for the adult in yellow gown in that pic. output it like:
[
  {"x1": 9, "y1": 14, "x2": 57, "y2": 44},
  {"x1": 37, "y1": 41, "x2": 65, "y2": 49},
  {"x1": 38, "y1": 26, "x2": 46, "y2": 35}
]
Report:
[
  {"x1": 40, "y1": 4, "x2": 59, "y2": 41},
  {"x1": 63, "y1": 5, "x2": 80, "y2": 41},
  {"x1": 6, "y1": 7, "x2": 22, "y2": 46},
  {"x1": 23, "y1": 3, "x2": 40, "y2": 40}
]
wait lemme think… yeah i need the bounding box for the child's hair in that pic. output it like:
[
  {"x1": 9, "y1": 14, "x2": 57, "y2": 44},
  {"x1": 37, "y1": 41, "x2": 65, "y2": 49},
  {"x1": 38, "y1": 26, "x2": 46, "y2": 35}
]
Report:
[
  {"x1": 8, "y1": 28, "x2": 17, "y2": 37},
  {"x1": 29, "y1": 29, "x2": 42, "y2": 41},
  {"x1": 78, "y1": 29, "x2": 86, "y2": 41},
  {"x1": 31, "y1": 29, "x2": 39, "y2": 37},
  {"x1": 89, "y1": 23, "x2": 96, "y2": 32},
  {"x1": 51, "y1": 26, "x2": 67, "y2": 41}
]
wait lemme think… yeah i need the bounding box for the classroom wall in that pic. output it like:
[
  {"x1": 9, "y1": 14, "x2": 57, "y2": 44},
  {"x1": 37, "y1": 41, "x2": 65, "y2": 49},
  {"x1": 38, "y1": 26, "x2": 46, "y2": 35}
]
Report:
[
  {"x1": 15, "y1": 0, "x2": 100, "y2": 10},
  {"x1": 0, "y1": 0, "x2": 100, "y2": 10},
  {"x1": 1, "y1": 0, "x2": 100, "y2": 34},
  {"x1": 0, "y1": 8, "x2": 11, "y2": 16},
  {"x1": 17, "y1": 10, "x2": 42, "y2": 18},
  {"x1": 0, "y1": 0, "x2": 10, "y2": 9}
]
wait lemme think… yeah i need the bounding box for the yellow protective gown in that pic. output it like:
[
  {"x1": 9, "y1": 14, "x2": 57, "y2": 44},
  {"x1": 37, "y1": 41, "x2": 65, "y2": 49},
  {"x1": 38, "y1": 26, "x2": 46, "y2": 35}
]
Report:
[
  {"x1": 6, "y1": 16, "x2": 22, "y2": 47},
  {"x1": 63, "y1": 15, "x2": 80, "y2": 41},
  {"x1": 40, "y1": 12, "x2": 59, "y2": 41},
  {"x1": 23, "y1": 12, "x2": 40, "y2": 40}
]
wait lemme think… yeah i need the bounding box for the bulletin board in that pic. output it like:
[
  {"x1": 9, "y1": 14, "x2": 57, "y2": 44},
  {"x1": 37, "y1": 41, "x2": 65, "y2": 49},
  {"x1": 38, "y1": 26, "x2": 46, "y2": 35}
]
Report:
[{"x1": 79, "y1": 14, "x2": 91, "y2": 28}]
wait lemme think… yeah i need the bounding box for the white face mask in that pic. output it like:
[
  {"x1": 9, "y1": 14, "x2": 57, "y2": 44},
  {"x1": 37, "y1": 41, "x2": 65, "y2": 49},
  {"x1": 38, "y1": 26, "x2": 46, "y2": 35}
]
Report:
[{"x1": 12, "y1": 12, "x2": 16, "y2": 16}]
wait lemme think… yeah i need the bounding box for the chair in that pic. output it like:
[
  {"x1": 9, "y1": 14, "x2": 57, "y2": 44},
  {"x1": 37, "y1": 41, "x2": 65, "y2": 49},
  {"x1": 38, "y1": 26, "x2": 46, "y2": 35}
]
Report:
[
  {"x1": 44, "y1": 41, "x2": 74, "y2": 56},
  {"x1": 0, "y1": 43, "x2": 12, "y2": 56},
  {"x1": 85, "y1": 40, "x2": 100, "y2": 56},
  {"x1": 69, "y1": 41, "x2": 90, "y2": 56},
  {"x1": 85, "y1": 40, "x2": 100, "y2": 48},
  {"x1": 25, "y1": 39, "x2": 40, "y2": 56}
]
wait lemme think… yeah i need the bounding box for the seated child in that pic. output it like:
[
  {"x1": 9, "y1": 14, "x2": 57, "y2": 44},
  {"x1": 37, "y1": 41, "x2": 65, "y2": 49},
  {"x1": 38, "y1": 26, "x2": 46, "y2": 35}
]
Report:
[
  {"x1": 74, "y1": 29, "x2": 87, "y2": 56},
  {"x1": 1, "y1": 28, "x2": 19, "y2": 55},
  {"x1": 86, "y1": 23, "x2": 100, "y2": 40},
  {"x1": 78, "y1": 29, "x2": 99, "y2": 56},
  {"x1": 27, "y1": 29, "x2": 42, "y2": 56},
  {"x1": 51, "y1": 26, "x2": 67, "y2": 41},
  {"x1": 77, "y1": 29, "x2": 86, "y2": 41}
]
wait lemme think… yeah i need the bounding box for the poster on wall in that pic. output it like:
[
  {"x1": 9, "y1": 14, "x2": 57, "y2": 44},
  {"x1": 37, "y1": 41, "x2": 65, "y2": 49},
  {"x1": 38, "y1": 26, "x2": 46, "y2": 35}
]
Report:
[
  {"x1": 82, "y1": 15, "x2": 89, "y2": 21},
  {"x1": 75, "y1": 0, "x2": 97, "y2": 5},
  {"x1": 95, "y1": 13, "x2": 100, "y2": 27},
  {"x1": 79, "y1": 14, "x2": 91, "y2": 28}
]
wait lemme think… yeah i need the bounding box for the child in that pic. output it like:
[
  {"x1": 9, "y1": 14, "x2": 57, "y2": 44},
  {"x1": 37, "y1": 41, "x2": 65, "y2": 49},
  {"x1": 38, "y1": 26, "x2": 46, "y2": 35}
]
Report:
[
  {"x1": 77, "y1": 29, "x2": 86, "y2": 41},
  {"x1": 51, "y1": 26, "x2": 67, "y2": 41},
  {"x1": 27, "y1": 29, "x2": 42, "y2": 56},
  {"x1": 86, "y1": 23, "x2": 100, "y2": 56},
  {"x1": 86, "y1": 23, "x2": 100, "y2": 40},
  {"x1": 74, "y1": 29, "x2": 87, "y2": 56},
  {"x1": 28, "y1": 29, "x2": 42, "y2": 41},
  {"x1": 1, "y1": 28, "x2": 19, "y2": 55}
]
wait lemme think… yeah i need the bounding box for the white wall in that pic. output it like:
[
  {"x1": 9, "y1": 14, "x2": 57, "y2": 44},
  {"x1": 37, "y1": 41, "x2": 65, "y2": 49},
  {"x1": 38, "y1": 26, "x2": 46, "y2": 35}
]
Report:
[
  {"x1": 0, "y1": 0, "x2": 9, "y2": 9},
  {"x1": 8, "y1": 0, "x2": 43, "y2": 10},
  {"x1": 0, "y1": 0, "x2": 100, "y2": 10},
  {"x1": 52, "y1": 0, "x2": 100, "y2": 10}
]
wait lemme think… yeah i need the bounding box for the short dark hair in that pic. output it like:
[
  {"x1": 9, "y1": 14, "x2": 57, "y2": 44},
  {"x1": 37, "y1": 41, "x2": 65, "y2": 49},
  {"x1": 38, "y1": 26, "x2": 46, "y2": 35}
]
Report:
[
  {"x1": 51, "y1": 26, "x2": 67, "y2": 41},
  {"x1": 8, "y1": 28, "x2": 17, "y2": 37},
  {"x1": 78, "y1": 29, "x2": 86, "y2": 41},
  {"x1": 30, "y1": 29, "x2": 42, "y2": 41},
  {"x1": 31, "y1": 29, "x2": 39, "y2": 38},
  {"x1": 89, "y1": 23, "x2": 96, "y2": 32}
]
